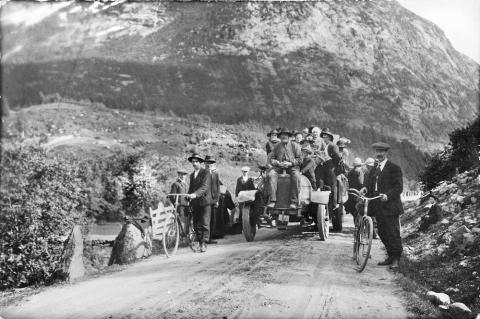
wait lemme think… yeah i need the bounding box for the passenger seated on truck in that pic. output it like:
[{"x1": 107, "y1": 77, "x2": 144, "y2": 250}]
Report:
[
  {"x1": 267, "y1": 128, "x2": 302, "y2": 209},
  {"x1": 300, "y1": 138, "x2": 317, "y2": 189},
  {"x1": 265, "y1": 129, "x2": 280, "y2": 155}
]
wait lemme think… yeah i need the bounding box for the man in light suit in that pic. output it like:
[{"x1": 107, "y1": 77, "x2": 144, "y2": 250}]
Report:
[
  {"x1": 362, "y1": 142, "x2": 404, "y2": 269},
  {"x1": 187, "y1": 153, "x2": 213, "y2": 253}
]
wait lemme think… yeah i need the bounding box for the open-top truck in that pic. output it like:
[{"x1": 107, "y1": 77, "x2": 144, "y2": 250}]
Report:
[{"x1": 236, "y1": 171, "x2": 332, "y2": 241}]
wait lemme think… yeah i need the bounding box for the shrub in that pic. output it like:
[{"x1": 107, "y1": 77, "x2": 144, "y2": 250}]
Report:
[
  {"x1": 419, "y1": 115, "x2": 480, "y2": 190},
  {"x1": 0, "y1": 146, "x2": 88, "y2": 289}
]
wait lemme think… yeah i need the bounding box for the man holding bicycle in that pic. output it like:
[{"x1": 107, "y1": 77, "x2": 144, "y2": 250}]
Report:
[
  {"x1": 187, "y1": 153, "x2": 213, "y2": 253},
  {"x1": 361, "y1": 142, "x2": 404, "y2": 269}
]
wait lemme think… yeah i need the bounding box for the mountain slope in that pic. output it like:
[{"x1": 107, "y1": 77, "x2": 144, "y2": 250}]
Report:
[{"x1": 2, "y1": 0, "x2": 478, "y2": 152}]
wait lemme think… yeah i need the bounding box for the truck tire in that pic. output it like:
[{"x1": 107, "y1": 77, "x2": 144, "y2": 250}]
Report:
[
  {"x1": 242, "y1": 204, "x2": 256, "y2": 242},
  {"x1": 317, "y1": 204, "x2": 329, "y2": 241},
  {"x1": 332, "y1": 204, "x2": 344, "y2": 232}
]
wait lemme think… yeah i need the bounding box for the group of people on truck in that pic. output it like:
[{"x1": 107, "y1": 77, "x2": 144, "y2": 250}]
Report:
[
  {"x1": 264, "y1": 126, "x2": 355, "y2": 209},
  {"x1": 170, "y1": 126, "x2": 404, "y2": 269}
]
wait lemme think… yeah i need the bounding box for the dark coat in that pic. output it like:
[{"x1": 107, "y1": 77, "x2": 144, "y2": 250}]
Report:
[
  {"x1": 188, "y1": 168, "x2": 213, "y2": 207},
  {"x1": 235, "y1": 176, "x2": 256, "y2": 197},
  {"x1": 169, "y1": 179, "x2": 188, "y2": 206},
  {"x1": 365, "y1": 160, "x2": 404, "y2": 216},
  {"x1": 210, "y1": 170, "x2": 221, "y2": 205},
  {"x1": 266, "y1": 140, "x2": 279, "y2": 155}
]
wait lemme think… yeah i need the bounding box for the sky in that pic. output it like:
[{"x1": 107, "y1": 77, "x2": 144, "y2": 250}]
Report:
[{"x1": 397, "y1": 0, "x2": 480, "y2": 63}]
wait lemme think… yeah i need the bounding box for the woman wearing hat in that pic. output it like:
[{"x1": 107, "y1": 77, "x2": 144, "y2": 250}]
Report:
[{"x1": 186, "y1": 153, "x2": 213, "y2": 253}]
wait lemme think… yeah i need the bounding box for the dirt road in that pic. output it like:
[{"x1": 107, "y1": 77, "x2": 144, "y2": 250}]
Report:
[{"x1": 1, "y1": 215, "x2": 408, "y2": 319}]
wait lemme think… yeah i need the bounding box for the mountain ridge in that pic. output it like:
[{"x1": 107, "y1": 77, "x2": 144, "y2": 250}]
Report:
[{"x1": 2, "y1": 0, "x2": 478, "y2": 154}]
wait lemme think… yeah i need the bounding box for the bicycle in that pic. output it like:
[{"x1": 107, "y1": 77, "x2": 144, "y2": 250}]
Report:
[
  {"x1": 348, "y1": 188, "x2": 383, "y2": 272},
  {"x1": 162, "y1": 193, "x2": 195, "y2": 257}
]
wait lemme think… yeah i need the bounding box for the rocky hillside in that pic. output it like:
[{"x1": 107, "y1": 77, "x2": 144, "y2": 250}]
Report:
[
  {"x1": 401, "y1": 169, "x2": 480, "y2": 317},
  {"x1": 2, "y1": 1, "x2": 478, "y2": 154}
]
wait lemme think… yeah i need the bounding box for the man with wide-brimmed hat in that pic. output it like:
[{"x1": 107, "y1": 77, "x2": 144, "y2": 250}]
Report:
[
  {"x1": 204, "y1": 155, "x2": 221, "y2": 243},
  {"x1": 315, "y1": 128, "x2": 342, "y2": 209},
  {"x1": 361, "y1": 142, "x2": 404, "y2": 269},
  {"x1": 187, "y1": 153, "x2": 213, "y2": 253},
  {"x1": 299, "y1": 139, "x2": 317, "y2": 189},
  {"x1": 266, "y1": 129, "x2": 280, "y2": 155},
  {"x1": 169, "y1": 169, "x2": 189, "y2": 228},
  {"x1": 267, "y1": 128, "x2": 302, "y2": 209}
]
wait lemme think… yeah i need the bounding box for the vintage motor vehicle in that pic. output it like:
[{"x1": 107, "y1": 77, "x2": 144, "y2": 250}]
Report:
[{"x1": 236, "y1": 169, "x2": 332, "y2": 242}]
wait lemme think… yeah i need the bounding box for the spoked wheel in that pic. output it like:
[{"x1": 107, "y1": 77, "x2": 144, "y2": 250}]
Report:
[
  {"x1": 241, "y1": 204, "x2": 256, "y2": 242},
  {"x1": 317, "y1": 204, "x2": 329, "y2": 241},
  {"x1": 355, "y1": 216, "x2": 373, "y2": 272},
  {"x1": 162, "y1": 215, "x2": 179, "y2": 258}
]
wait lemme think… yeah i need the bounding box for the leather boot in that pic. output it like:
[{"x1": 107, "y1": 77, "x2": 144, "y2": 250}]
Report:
[{"x1": 378, "y1": 256, "x2": 393, "y2": 266}]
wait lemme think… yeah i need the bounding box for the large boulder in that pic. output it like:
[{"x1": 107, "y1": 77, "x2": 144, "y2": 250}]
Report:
[
  {"x1": 426, "y1": 291, "x2": 451, "y2": 306},
  {"x1": 109, "y1": 221, "x2": 152, "y2": 265},
  {"x1": 60, "y1": 225, "x2": 85, "y2": 281},
  {"x1": 452, "y1": 225, "x2": 471, "y2": 248}
]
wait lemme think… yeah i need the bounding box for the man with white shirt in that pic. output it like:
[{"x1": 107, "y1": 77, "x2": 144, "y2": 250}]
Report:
[{"x1": 361, "y1": 142, "x2": 404, "y2": 269}]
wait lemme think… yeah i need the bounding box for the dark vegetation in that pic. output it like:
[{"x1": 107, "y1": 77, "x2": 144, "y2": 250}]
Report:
[
  {"x1": 2, "y1": 59, "x2": 427, "y2": 179},
  {"x1": 0, "y1": 145, "x2": 166, "y2": 290},
  {"x1": 419, "y1": 115, "x2": 480, "y2": 190}
]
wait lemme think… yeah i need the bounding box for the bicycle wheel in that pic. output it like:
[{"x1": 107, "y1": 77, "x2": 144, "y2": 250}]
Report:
[
  {"x1": 356, "y1": 216, "x2": 373, "y2": 272},
  {"x1": 162, "y1": 214, "x2": 180, "y2": 258}
]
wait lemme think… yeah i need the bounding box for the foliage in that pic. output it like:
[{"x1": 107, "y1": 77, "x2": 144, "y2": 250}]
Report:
[
  {"x1": 0, "y1": 146, "x2": 88, "y2": 289},
  {"x1": 420, "y1": 115, "x2": 480, "y2": 190}
]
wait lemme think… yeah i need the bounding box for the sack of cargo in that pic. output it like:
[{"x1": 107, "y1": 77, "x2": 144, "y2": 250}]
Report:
[
  {"x1": 311, "y1": 190, "x2": 330, "y2": 205},
  {"x1": 236, "y1": 190, "x2": 257, "y2": 203}
]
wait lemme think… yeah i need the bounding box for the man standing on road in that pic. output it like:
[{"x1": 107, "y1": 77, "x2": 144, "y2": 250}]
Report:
[
  {"x1": 187, "y1": 153, "x2": 213, "y2": 253},
  {"x1": 204, "y1": 155, "x2": 220, "y2": 244},
  {"x1": 362, "y1": 142, "x2": 404, "y2": 269},
  {"x1": 267, "y1": 128, "x2": 302, "y2": 209},
  {"x1": 235, "y1": 166, "x2": 255, "y2": 197}
]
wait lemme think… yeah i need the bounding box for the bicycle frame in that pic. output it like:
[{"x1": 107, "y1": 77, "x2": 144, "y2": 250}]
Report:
[
  {"x1": 348, "y1": 188, "x2": 383, "y2": 272},
  {"x1": 167, "y1": 193, "x2": 191, "y2": 238}
]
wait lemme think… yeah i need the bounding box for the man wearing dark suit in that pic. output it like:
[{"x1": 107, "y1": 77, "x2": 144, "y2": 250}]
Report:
[
  {"x1": 204, "y1": 155, "x2": 221, "y2": 243},
  {"x1": 362, "y1": 142, "x2": 404, "y2": 269},
  {"x1": 187, "y1": 153, "x2": 213, "y2": 253}
]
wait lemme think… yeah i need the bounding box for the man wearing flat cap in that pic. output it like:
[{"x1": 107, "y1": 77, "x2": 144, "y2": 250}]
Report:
[
  {"x1": 235, "y1": 166, "x2": 255, "y2": 197},
  {"x1": 169, "y1": 169, "x2": 189, "y2": 230},
  {"x1": 187, "y1": 153, "x2": 213, "y2": 253},
  {"x1": 361, "y1": 142, "x2": 404, "y2": 269},
  {"x1": 267, "y1": 128, "x2": 302, "y2": 209}
]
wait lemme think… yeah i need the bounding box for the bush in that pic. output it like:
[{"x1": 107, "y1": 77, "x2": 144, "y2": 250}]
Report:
[
  {"x1": 0, "y1": 146, "x2": 88, "y2": 289},
  {"x1": 419, "y1": 115, "x2": 480, "y2": 190}
]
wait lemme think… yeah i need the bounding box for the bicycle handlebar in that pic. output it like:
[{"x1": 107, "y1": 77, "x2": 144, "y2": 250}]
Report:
[{"x1": 348, "y1": 188, "x2": 384, "y2": 201}]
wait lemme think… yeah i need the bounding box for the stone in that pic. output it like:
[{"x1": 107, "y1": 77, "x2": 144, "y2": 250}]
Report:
[
  {"x1": 452, "y1": 225, "x2": 471, "y2": 247},
  {"x1": 445, "y1": 287, "x2": 460, "y2": 294},
  {"x1": 463, "y1": 233, "x2": 476, "y2": 247},
  {"x1": 426, "y1": 291, "x2": 451, "y2": 306},
  {"x1": 109, "y1": 222, "x2": 152, "y2": 265},
  {"x1": 440, "y1": 218, "x2": 450, "y2": 224},
  {"x1": 60, "y1": 225, "x2": 85, "y2": 281},
  {"x1": 449, "y1": 302, "x2": 471, "y2": 314},
  {"x1": 472, "y1": 227, "x2": 480, "y2": 234}
]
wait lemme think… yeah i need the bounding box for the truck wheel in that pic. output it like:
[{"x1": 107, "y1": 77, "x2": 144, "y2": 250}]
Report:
[
  {"x1": 317, "y1": 204, "x2": 329, "y2": 241},
  {"x1": 242, "y1": 204, "x2": 256, "y2": 242},
  {"x1": 332, "y1": 204, "x2": 344, "y2": 232}
]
